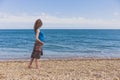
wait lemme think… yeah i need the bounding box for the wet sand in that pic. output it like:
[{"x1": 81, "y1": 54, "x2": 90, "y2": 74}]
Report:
[{"x1": 0, "y1": 59, "x2": 120, "y2": 80}]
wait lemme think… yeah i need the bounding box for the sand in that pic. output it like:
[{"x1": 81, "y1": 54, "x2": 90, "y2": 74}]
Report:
[{"x1": 0, "y1": 59, "x2": 120, "y2": 80}]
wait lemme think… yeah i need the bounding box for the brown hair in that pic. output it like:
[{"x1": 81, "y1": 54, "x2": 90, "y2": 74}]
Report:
[{"x1": 34, "y1": 19, "x2": 43, "y2": 32}]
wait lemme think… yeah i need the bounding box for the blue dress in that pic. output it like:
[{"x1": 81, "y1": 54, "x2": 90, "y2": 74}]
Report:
[
  {"x1": 34, "y1": 30, "x2": 45, "y2": 42},
  {"x1": 31, "y1": 30, "x2": 44, "y2": 58},
  {"x1": 39, "y1": 30, "x2": 45, "y2": 42}
]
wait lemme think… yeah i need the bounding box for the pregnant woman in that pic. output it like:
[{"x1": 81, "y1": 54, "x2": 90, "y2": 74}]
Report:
[{"x1": 28, "y1": 19, "x2": 44, "y2": 69}]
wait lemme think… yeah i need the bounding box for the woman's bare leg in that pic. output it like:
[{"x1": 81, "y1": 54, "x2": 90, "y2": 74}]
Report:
[
  {"x1": 35, "y1": 59, "x2": 40, "y2": 69},
  {"x1": 28, "y1": 58, "x2": 34, "y2": 68}
]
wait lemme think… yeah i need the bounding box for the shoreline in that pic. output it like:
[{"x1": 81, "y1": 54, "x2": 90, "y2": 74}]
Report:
[{"x1": 0, "y1": 57, "x2": 120, "y2": 61}]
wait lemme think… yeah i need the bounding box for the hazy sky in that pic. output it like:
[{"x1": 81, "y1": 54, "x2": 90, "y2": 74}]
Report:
[{"x1": 0, "y1": 0, "x2": 120, "y2": 29}]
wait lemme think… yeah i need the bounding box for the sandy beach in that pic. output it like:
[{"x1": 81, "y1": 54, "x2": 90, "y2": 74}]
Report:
[{"x1": 0, "y1": 59, "x2": 120, "y2": 80}]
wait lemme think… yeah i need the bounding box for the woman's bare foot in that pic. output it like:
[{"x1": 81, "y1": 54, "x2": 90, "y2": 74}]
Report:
[
  {"x1": 28, "y1": 65, "x2": 32, "y2": 69},
  {"x1": 36, "y1": 66, "x2": 40, "y2": 69}
]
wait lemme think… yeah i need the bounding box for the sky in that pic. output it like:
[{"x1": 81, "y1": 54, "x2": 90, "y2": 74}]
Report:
[{"x1": 0, "y1": 0, "x2": 120, "y2": 29}]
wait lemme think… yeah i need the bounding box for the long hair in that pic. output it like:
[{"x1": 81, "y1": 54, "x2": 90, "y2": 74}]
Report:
[{"x1": 34, "y1": 19, "x2": 43, "y2": 32}]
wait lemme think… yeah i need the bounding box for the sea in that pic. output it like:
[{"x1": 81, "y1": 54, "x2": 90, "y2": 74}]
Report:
[{"x1": 0, "y1": 29, "x2": 120, "y2": 60}]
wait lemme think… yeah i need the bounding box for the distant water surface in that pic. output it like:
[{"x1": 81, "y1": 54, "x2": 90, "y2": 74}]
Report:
[{"x1": 0, "y1": 29, "x2": 120, "y2": 60}]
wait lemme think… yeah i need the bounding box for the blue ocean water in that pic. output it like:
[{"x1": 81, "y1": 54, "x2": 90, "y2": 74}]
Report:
[{"x1": 0, "y1": 29, "x2": 120, "y2": 60}]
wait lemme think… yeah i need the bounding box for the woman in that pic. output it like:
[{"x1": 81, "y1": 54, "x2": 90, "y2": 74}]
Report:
[{"x1": 28, "y1": 19, "x2": 44, "y2": 69}]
